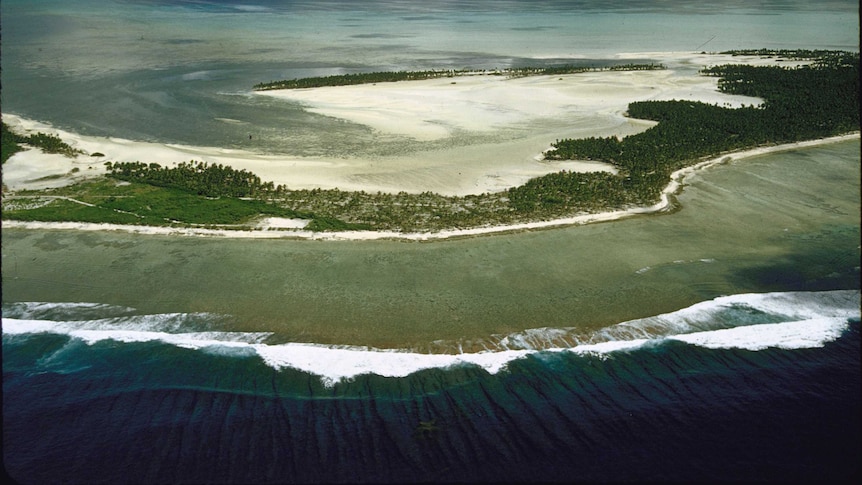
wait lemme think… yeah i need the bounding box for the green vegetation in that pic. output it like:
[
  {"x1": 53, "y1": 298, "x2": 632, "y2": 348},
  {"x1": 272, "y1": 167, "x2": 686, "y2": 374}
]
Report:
[
  {"x1": 720, "y1": 49, "x2": 857, "y2": 67},
  {"x1": 108, "y1": 161, "x2": 510, "y2": 231},
  {"x1": 3, "y1": 50, "x2": 859, "y2": 234},
  {"x1": 253, "y1": 63, "x2": 664, "y2": 91},
  {"x1": 107, "y1": 160, "x2": 275, "y2": 198},
  {"x1": 3, "y1": 177, "x2": 369, "y2": 231},
  {"x1": 2, "y1": 121, "x2": 83, "y2": 164},
  {"x1": 255, "y1": 69, "x2": 468, "y2": 90},
  {"x1": 3, "y1": 196, "x2": 147, "y2": 225},
  {"x1": 5, "y1": 178, "x2": 289, "y2": 226},
  {"x1": 527, "y1": 52, "x2": 859, "y2": 216},
  {"x1": 1, "y1": 122, "x2": 25, "y2": 164},
  {"x1": 273, "y1": 188, "x2": 512, "y2": 232}
]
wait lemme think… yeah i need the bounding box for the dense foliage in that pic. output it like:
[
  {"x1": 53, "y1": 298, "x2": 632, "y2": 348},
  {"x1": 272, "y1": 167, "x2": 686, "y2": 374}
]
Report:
[
  {"x1": 101, "y1": 161, "x2": 368, "y2": 230},
  {"x1": 253, "y1": 64, "x2": 664, "y2": 90},
  {"x1": 107, "y1": 160, "x2": 275, "y2": 198},
  {"x1": 1, "y1": 122, "x2": 25, "y2": 164},
  {"x1": 522, "y1": 53, "x2": 860, "y2": 215},
  {"x1": 1, "y1": 121, "x2": 82, "y2": 164},
  {"x1": 720, "y1": 49, "x2": 857, "y2": 66},
  {"x1": 3, "y1": 177, "x2": 370, "y2": 231},
  {"x1": 255, "y1": 69, "x2": 469, "y2": 90}
]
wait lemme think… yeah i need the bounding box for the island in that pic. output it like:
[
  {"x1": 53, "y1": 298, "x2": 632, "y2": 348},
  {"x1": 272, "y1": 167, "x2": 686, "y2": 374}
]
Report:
[
  {"x1": 252, "y1": 63, "x2": 666, "y2": 91},
  {"x1": 2, "y1": 50, "x2": 858, "y2": 240}
]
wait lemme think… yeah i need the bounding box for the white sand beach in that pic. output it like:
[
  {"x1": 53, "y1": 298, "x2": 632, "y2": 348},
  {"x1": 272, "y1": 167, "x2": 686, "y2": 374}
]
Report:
[
  {"x1": 256, "y1": 53, "x2": 774, "y2": 142},
  {"x1": 3, "y1": 52, "x2": 854, "y2": 241}
]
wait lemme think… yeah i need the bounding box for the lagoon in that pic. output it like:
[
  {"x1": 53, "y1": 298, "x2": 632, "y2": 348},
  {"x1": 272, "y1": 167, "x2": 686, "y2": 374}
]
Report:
[{"x1": 3, "y1": 140, "x2": 858, "y2": 350}]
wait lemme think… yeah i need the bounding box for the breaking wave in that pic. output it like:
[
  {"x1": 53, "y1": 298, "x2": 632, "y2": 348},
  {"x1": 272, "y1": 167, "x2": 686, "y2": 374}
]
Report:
[{"x1": 3, "y1": 290, "x2": 858, "y2": 386}]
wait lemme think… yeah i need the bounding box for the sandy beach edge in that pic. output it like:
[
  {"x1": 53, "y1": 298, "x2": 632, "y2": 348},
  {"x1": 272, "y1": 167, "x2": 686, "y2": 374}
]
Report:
[{"x1": 3, "y1": 133, "x2": 858, "y2": 241}]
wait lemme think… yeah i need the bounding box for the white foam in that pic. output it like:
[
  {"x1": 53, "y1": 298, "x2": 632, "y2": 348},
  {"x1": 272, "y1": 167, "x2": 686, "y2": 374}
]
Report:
[
  {"x1": 254, "y1": 344, "x2": 530, "y2": 386},
  {"x1": 670, "y1": 317, "x2": 849, "y2": 351},
  {"x1": 569, "y1": 338, "x2": 652, "y2": 355},
  {"x1": 3, "y1": 290, "x2": 858, "y2": 386},
  {"x1": 1, "y1": 318, "x2": 272, "y2": 345},
  {"x1": 2, "y1": 318, "x2": 59, "y2": 335},
  {"x1": 3, "y1": 301, "x2": 135, "y2": 315},
  {"x1": 594, "y1": 290, "x2": 860, "y2": 342},
  {"x1": 7, "y1": 313, "x2": 849, "y2": 386},
  {"x1": 1, "y1": 317, "x2": 529, "y2": 386}
]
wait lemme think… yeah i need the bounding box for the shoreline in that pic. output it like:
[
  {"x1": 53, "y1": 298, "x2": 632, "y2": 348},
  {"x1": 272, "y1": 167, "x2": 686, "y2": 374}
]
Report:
[
  {"x1": 3, "y1": 132, "x2": 858, "y2": 241},
  {"x1": 0, "y1": 51, "x2": 770, "y2": 197}
]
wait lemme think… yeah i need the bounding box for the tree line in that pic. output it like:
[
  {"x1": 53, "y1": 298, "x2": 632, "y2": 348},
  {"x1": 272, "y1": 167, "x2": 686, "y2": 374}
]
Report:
[
  {"x1": 1, "y1": 121, "x2": 82, "y2": 164},
  {"x1": 520, "y1": 51, "x2": 859, "y2": 218},
  {"x1": 720, "y1": 49, "x2": 857, "y2": 68},
  {"x1": 106, "y1": 160, "x2": 276, "y2": 198},
  {"x1": 253, "y1": 63, "x2": 664, "y2": 91}
]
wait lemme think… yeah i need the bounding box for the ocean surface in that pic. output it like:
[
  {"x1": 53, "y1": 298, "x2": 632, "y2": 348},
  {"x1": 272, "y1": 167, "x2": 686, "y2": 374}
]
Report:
[
  {"x1": 3, "y1": 293, "x2": 861, "y2": 483},
  {"x1": 1, "y1": 0, "x2": 859, "y2": 157},
  {"x1": 2, "y1": 1, "x2": 861, "y2": 483}
]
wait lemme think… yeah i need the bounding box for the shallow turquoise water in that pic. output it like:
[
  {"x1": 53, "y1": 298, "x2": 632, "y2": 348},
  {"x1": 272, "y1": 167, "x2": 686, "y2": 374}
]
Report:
[
  {"x1": 3, "y1": 140, "x2": 858, "y2": 348},
  {"x1": 1, "y1": 0, "x2": 858, "y2": 156}
]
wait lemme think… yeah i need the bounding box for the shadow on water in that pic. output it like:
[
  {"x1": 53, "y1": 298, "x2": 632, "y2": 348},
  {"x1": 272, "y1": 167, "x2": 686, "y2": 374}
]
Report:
[{"x1": 729, "y1": 239, "x2": 861, "y2": 293}]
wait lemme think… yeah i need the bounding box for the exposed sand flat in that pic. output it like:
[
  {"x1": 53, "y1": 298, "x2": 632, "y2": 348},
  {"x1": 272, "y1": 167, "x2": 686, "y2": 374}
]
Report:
[
  {"x1": 2, "y1": 113, "x2": 622, "y2": 197},
  {"x1": 3, "y1": 52, "x2": 777, "y2": 198},
  {"x1": 257, "y1": 66, "x2": 763, "y2": 142}
]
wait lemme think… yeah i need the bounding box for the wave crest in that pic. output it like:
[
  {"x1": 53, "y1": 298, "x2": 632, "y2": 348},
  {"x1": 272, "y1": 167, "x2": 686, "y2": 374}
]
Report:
[{"x1": 3, "y1": 290, "x2": 858, "y2": 386}]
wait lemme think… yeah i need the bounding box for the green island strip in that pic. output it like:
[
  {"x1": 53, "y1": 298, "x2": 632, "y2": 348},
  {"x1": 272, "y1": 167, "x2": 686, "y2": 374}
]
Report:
[
  {"x1": 252, "y1": 62, "x2": 665, "y2": 91},
  {"x1": 720, "y1": 49, "x2": 856, "y2": 62},
  {"x1": 2, "y1": 50, "x2": 859, "y2": 234}
]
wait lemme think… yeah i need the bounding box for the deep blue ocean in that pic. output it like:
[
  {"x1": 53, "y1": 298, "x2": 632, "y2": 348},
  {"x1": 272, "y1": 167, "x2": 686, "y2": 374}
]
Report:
[
  {"x1": 2, "y1": 1, "x2": 861, "y2": 483},
  {"x1": 3, "y1": 293, "x2": 861, "y2": 483}
]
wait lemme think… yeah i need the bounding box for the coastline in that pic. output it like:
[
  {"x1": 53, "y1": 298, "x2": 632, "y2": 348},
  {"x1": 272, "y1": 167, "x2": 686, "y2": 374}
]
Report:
[
  {"x1": 2, "y1": 52, "x2": 857, "y2": 241},
  {"x1": 3, "y1": 132, "x2": 858, "y2": 241},
  {"x1": 1, "y1": 52, "x2": 784, "y2": 197}
]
